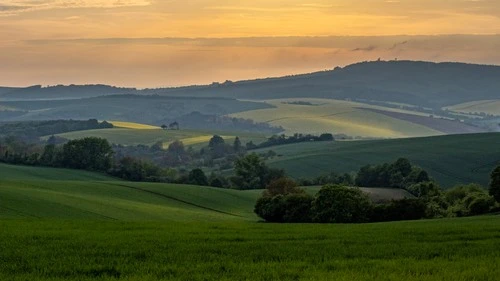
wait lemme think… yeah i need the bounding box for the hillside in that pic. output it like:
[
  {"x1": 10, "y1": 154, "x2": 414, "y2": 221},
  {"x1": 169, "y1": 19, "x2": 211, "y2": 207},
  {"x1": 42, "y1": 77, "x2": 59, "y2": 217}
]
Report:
[
  {"x1": 261, "y1": 133, "x2": 500, "y2": 187},
  {"x1": 0, "y1": 164, "x2": 415, "y2": 220},
  {"x1": 151, "y1": 61, "x2": 500, "y2": 108},
  {"x1": 231, "y1": 98, "x2": 485, "y2": 137}
]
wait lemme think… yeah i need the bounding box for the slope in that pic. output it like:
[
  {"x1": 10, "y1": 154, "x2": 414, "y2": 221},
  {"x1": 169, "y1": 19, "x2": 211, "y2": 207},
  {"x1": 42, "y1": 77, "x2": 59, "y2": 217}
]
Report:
[
  {"x1": 261, "y1": 133, "x2": 500, "y2": 188},
  {"x1": 0, "y1": 164, "x2": 259, "y2": 221}
]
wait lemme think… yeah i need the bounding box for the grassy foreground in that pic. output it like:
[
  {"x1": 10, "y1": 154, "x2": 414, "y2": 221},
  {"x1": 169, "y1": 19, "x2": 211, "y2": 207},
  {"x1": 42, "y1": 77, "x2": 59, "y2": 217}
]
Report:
[{"x1": 0, "y1": 216, "x2": 499, "y2": 280}]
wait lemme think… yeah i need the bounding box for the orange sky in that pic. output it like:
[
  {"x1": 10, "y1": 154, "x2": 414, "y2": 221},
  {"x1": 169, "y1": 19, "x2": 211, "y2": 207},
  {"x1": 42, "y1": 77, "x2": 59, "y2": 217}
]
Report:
[{"x1": 1, "y1": 0, "x2": 500, "y2": 87}]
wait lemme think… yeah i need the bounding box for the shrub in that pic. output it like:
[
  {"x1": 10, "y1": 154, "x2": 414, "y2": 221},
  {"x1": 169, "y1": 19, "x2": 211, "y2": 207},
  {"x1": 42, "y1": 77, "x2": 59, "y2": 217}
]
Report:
[{"x1": 311, "y1": 185, "x2": 372, "y2": 223}]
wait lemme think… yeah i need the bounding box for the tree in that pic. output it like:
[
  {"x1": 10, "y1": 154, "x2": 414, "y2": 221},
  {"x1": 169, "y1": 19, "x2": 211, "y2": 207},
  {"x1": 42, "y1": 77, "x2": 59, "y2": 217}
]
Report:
[
  {"x1": 312, "y1": 185, "x2": 372, "y2": 223},
  {"x1": 232, "y1": 153, "x2": 267, "y2": 189},
  {"x1": 209, "y1": 135, "x2": 225, "y2": 148},
  {"x1": 233, "y1": 137, "x2": 242, "y2": 153},
  {"x1": 61, "y1": 137, "x2": 113, "y2": 171},
  {"x1": 490, "y1": 166, "x2": 500, "y2": 203},
  {"x1": 264, "y1": 178, "x2": 303, "y2": 197},
  {"x1": 254, "y1": 193, "x2": 314, "y2": 223},
  {"x1": 188, "y1": 169, "x2": 209, "y2": 186}
]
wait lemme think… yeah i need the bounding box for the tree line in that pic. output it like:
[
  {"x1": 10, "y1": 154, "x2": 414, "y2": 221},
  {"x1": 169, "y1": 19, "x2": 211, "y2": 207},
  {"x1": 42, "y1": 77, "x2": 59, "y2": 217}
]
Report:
[
  {"x1": 0, "y1": 119, "x2": 113, "y2": 141},
  {"x1": 254, "y1": 168, "x2": 500, "y2": 223}
]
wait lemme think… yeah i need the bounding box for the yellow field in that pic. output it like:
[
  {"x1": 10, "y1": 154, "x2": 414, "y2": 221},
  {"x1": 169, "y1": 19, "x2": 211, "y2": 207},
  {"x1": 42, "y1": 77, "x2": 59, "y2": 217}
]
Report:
[
  {"x1": 231, "y1": 99, "x2": 441, "y2": 138},
  {"x1": 108, "y1": 121, "x2": 160, "y2": 130},
  {"x1": 445, "y1": 100, "x2": 500, "y2": 116}
]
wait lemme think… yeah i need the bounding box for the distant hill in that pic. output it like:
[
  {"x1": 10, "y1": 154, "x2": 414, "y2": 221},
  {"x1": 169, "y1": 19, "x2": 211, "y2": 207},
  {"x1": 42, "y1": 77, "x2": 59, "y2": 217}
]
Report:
[
  {"x1": 1, "y1": 61, "x2": 499, "y2": 108},
  {"x1": 0, "y1": 85, "x2": 137, "y2": 100},
  {"x1": 150, "y1": 61, "x2": 500, "y2": 108}
]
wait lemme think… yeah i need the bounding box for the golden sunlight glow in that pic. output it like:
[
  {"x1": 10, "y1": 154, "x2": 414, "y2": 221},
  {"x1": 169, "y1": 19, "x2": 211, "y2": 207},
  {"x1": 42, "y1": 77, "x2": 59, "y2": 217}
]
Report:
[{"x1": 0, "y1": 0, "x2": 499, "y2": 86}]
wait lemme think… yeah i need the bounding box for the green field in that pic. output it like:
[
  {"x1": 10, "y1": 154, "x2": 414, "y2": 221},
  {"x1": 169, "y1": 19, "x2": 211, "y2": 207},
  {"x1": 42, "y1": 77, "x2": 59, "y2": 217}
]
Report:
[
  {"x1": 1, "y1": 164, "x2": 499, "y2": 280},
  {"x1": 0, "y1": 164, "x2": 259, "y2": 221},
  {"x1": 0, "y1": 216, "x2": 499, "y2": 280},
  {"x1": 232, "y1": 98, "x2": 443, "y2": 138},
  {"x1": 48, "y1": 128, "x2": 267, "y2": 147},
  {"x1": 0, "y1": 164, "x2": 414, "y2": 220},
  {"x1": 261, "y1": 133, "x2": 500, "y2": 188}
]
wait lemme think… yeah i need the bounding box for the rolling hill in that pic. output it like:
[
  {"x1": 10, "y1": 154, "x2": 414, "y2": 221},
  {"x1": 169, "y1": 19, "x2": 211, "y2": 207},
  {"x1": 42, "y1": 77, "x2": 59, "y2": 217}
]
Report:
[
  {"x1": 151, "y1": 60, "x2": 500, "y2": 108},
  {"x1": 231, "y1": 98, "x2": 483, "y2": 137},
  {"x1": 0, "y1": 164, "x2": 415, "y2": 220},
  {"x1": 260, "y1": 133, "x2": 500, "y2": 188}
]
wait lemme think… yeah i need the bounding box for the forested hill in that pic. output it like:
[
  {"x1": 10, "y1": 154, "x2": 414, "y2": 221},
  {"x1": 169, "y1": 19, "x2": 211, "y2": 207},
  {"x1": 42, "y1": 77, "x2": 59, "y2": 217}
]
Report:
[
  {"x1": 1, "y1": 61, "x2": 500, "y2": 108},
  {"x1": 151, "y1": 61, "x2": 500, "y2": 108}
]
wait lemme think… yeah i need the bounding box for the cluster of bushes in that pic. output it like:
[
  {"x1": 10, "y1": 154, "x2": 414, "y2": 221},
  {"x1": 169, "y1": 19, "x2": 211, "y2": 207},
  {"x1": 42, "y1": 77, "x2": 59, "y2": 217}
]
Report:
[
  {"x1": 255, "y1": 168, "x2": 500, "y2": 223},
  {"x1": 246, "y1": 133, "x2": 334, "y2": 150},
  {"x1": 298, "y1": 171, "x2": 355, "y2": 186},
  {"x1": 355, "y1": 158, "x2": 430, "y2": 189}
]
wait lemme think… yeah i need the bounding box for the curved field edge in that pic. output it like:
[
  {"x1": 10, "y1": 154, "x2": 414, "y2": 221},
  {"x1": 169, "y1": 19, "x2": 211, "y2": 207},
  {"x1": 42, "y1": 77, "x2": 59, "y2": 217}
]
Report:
[{"x1": 0, "y1": 216, "x2": 499, "y2": 280}]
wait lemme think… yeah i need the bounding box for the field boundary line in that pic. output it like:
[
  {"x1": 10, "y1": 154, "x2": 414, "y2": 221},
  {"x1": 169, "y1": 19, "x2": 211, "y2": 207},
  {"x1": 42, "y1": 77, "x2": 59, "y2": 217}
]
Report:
[{"x1": 107, "y1": 183, "x2": 244, "y2": 218}]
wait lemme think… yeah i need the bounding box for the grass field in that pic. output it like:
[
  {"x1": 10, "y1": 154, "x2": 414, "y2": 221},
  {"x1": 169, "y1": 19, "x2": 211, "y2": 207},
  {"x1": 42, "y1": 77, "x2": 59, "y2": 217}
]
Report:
[
  {"x1": 0, "y1": 164, "x2": 258, "y2": 221},
  {"x1": 260, "y1": 133, "x2": 500, "y2": 188},
  {"x1": 446, "y1": 100, "x2": 500, "y2": 116},
  {"x1": 232, "y1": 99, "x2": 446, "y2": 138},
  {"x1": 0, "y1": 216, "x2": 499, "y2": 280},
  {"x1": 0, "y1": 164, "x2": 415, "y2": 220},
  {"x1": 49, "y1": 127, "x2": 267, "y2": 147}
]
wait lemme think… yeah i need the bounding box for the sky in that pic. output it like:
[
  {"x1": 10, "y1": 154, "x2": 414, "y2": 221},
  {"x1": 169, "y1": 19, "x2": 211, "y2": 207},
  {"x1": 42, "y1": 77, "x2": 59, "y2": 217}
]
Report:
[{"x1": 1, "y1": 0, "x2": 500, "y2": 87}]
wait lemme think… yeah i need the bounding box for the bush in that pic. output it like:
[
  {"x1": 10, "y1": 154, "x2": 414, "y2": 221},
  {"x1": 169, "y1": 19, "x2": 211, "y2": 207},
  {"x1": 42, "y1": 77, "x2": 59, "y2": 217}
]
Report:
[
  {"x1": 371, "y1": 199, "x2": 427, "y2": 222},
  {"x1": 311, "y1": 185, "x2": 372, "y2": 223},
  {"x1": 254, "y1": 193, "x2": 314, "y2": 223}
]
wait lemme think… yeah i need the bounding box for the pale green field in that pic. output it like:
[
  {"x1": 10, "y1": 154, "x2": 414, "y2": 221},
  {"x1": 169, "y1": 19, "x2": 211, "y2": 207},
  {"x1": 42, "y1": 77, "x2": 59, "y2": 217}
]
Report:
[
  {"x1": 48, "y1": 128, "x2": 267, "y2": 147},
  {"x1": 231, "y1": 98, "x2": 442, "y2": 138},
  {"x1": 446, "y1": 100, "x2": 500, "y2": 116}
]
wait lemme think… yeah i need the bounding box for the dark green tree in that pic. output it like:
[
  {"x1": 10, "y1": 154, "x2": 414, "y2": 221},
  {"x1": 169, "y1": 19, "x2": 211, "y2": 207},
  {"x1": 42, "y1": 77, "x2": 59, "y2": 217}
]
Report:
[
  {"x1": 490, "y1": 166, "x2": 500, "y2": 203},
  {"x1": 233, "y1": 137, "x2": 242, "y2": 153},
  {"x1": 61, "y1": 137, "x2": 113, "y2": 171},
  {"x1": 188, "y1": 168, "x2": 209, "y2": 186},
  {"x1": 311, "y1": 185, "x2": 372, "y2": 223}
]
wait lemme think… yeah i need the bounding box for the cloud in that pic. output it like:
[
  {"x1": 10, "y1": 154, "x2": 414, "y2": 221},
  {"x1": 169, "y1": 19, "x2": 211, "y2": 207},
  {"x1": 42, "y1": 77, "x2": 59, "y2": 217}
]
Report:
[
  {"x1": 389, "y1": 41, "x2": 408, "y2": 50},
  {"x1": 352, "y1": 45, "x2": 378, "y2": 52},
  {"x1": 0, "y1": 0, "x2": 152, "y2": 14}
]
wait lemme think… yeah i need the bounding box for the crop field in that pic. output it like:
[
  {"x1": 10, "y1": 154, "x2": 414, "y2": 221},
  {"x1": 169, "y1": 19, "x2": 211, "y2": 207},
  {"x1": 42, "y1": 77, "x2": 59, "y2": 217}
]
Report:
[
  {"x1": 231, "y1": 98, "x2": 449, "y2": 138},
  {"x1": 109, "y1": 121, "x2": 161, "y2": 130},
  {"x1": 0, "y1": 216, "x2": 499, "y2": 280},
  {"x1": 446, "y1": 100, "x2": 500, "y2": 116},
  {"x1": 49, "y1": 127, "x2": 267, "y2": 147},
  {"x1": 261, "y1": 133, "x2": 500, "y2": 188}
]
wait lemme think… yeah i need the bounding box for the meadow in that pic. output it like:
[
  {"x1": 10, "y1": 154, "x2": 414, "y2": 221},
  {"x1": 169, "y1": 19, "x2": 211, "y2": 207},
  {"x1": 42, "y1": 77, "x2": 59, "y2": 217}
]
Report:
[
  {"x1": 0, "y1": 216, "x2": 499, "y2": 280},
  {"x1": 261, "y1": 133, "x2": 500, "y2": 188},
  {"x1": 0, "y1": 164, "x2": 412, "y2": 220}
]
